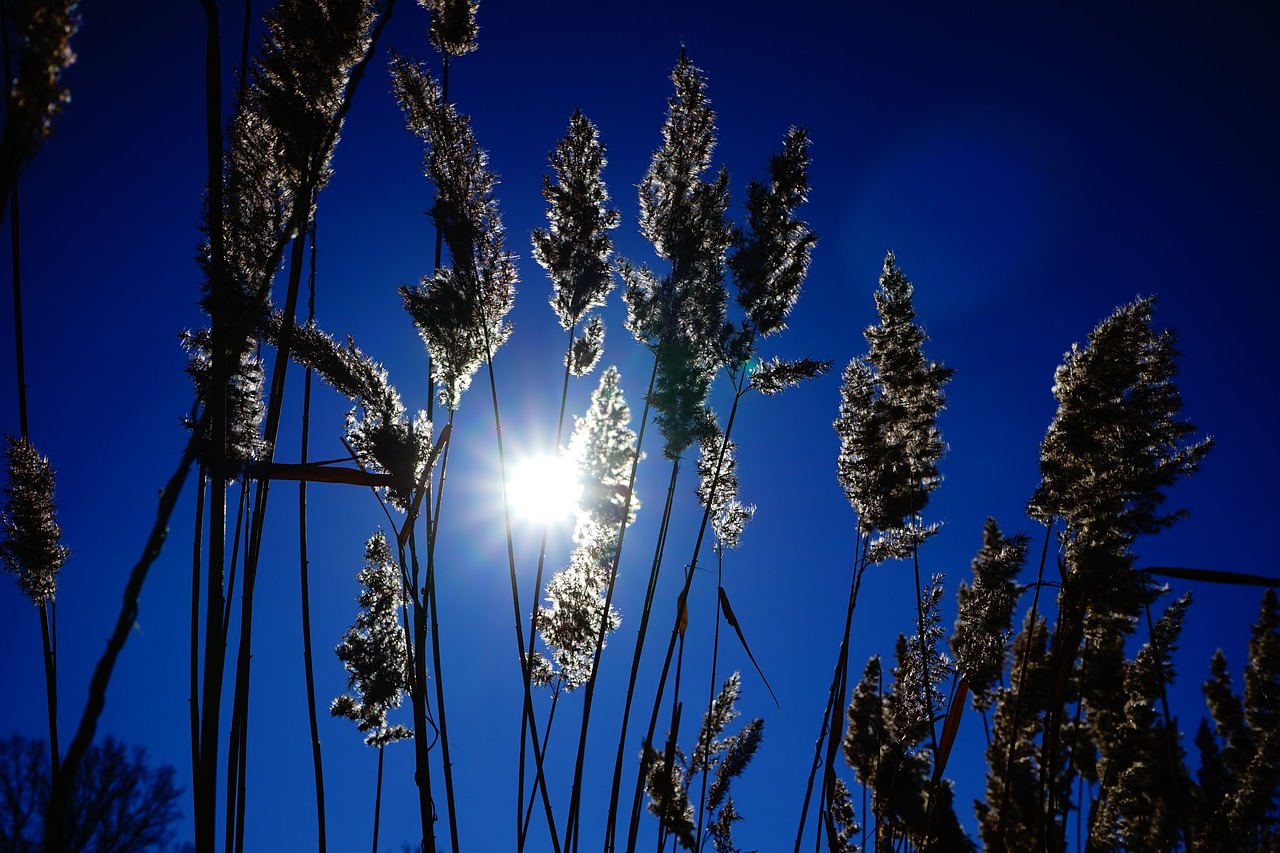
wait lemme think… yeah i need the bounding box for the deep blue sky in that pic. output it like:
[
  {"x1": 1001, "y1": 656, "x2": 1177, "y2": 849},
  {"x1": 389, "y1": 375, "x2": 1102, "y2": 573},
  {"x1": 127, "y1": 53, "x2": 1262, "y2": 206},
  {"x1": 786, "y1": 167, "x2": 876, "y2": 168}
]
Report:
[{"x1": 2, "y1": 1, "x2": 1277, "y2": 850}]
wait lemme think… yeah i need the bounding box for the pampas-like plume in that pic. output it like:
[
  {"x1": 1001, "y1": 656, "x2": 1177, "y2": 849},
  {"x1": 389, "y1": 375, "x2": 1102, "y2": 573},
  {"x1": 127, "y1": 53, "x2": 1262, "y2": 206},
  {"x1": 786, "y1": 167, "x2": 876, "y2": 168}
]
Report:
[
  {"x1": 951, "y1": 518, "x2": 1029, "y2": 711},
  {"x1": 1028, "y1": 296, "x2": 1212, "y2": 615},
  {"x1": 332, "y1": 532, "x2": 413, "y2": 746},
  {"x1": 536, "y1": 367, "x2": 641, "y2": 688},
  {"x1": 422, "y1": 0, "x2": 478, "y2": 57},
  {"x1": 0, "y1": 0, "x2": 78, "y2": 208},
  {"x1": 622, "y1": 51, "x2": 731, "y2": 460},
  {"x1": 391, "y1": 52, "x2": 517, "y2": 411},
  {"x1": 728, "y1": 126, "x2": 817, "y2": 343},
  {"x1": 1, "y1": 435, "x2": 68, "y2": 604},
  {"x1": 642, "y1": 673, "x2": 764, "y2": 852},
  {"x1": 533, "y1": 109, "x2": 620, "y2": 366},
  {"x1": 835, "y1": 251, "x2": 953, "y2": 543}
]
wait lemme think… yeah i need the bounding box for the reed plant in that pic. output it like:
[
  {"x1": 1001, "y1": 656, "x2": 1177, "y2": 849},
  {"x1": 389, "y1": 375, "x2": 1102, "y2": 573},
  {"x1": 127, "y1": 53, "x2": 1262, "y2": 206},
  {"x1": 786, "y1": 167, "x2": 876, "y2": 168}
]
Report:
[{"x1": 7, "y1": 5, "x2": 1278, "y2": 853}]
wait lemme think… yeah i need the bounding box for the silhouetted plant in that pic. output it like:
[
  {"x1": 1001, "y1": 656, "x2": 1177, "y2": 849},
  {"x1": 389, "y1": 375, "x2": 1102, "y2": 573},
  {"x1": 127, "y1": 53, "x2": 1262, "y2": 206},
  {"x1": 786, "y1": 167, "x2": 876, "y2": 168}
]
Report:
[
  {"x1": 333, "y1": 532, "x2": 413, "y2": 853},
  {"x1": 0, "y1": 0, "x2": 78, "y2": 215},
  {"x1": 392, "y1": 51, "x2": 516, "y2": 412},
  {"x1": 533, "y1": 109, "x2": 620, "y2": 376},
  {"x1": 642, "y1": 674, "x2": 764, "y2": 852},
  {"x1": 951, "y1": 519, "x2": 1030, "y2": 714},
  {"x1": 1, "y1": 434, "x2": 67, "y2": 604},
  {"x1": 1, "y1": 434, "x2": 67, "y2": 780},
  {"x1": 1194, "y1": 588, "x2": 1280, "y2": 850},
  {"x1": 799, "y1": 251, "x2": 952, "y2": 851}
]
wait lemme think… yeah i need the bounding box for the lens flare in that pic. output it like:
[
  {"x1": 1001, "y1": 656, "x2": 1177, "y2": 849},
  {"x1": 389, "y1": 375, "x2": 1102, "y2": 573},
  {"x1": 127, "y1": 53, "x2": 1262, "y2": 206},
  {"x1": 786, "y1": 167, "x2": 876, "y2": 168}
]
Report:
[{"x1": 507, "y1": 452, "x2": 582, "y2": 524}]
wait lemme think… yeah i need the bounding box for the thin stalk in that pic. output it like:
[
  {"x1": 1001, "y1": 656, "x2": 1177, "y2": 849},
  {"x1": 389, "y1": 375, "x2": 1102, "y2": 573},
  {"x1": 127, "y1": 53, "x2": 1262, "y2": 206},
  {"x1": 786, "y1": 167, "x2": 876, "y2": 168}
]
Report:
[
  {"x1": 190, "y1": 466, "x2": 206, "y2": 792},
  {"x1": 693, "y1": 547, "x2": 727, "y2": 848},
  {"x1": 478, "y1": 337, "x2": 563, "y2": 853},
  {"x1": 298, "y1": 217, "x2": 327, "y2": 851},
  {"x1": 221, "y1": 479, "x2": 248, "y2": 649},
  {"x1": 401, "y1": 529, "x2": 436, "y2": 853},
  {"x1": 572, "y1": 359, "x2": 658, "y2": 853},
  {"x1": 8, "y1": 179, "x2": 26, "y2": 438},
  {"x1": 522, "y1": 687, "x2": 562, "y2": 841},
  {"x1": 518, "y1": 327, "x2": 575, "y2": 851},
  {"x1": 372, "y1": 745, "x2": 385, "y2": 853},
  {"x1": 624, "y1": 384, "x2": 748, "y2": 853},
  {"x1": 36, "y1": 600, "x2": 58, "y2": 778},
  {"x1": 226, "y1": 209, "x2": 316, "y2": 853},
  {"x1": 797, "y1": 533, "x2": 865, "y2": 852},
  {"x1": 910, "y1": 533, "x2": 939, "y2": 755},
  {"x1": 597, "y1": 453, "x2": 677, "y2": 853},
  {"x1": 422, "y1": 516, "x2": 460, "y2": 852},
  {"x1": 42, "y1": 433, "x2": 200, "y2": 852},
  {"x1": 3, "y1": 0, "x2": 58, "y2": 795},
  {"x1": 195, "y1": 0, "x2": 228, "y2": 847}
]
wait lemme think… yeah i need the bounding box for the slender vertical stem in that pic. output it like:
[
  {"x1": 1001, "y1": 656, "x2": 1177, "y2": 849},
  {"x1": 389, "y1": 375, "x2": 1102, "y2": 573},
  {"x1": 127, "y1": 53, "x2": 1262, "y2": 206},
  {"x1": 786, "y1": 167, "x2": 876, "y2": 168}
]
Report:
[
  {"x1": 190, "y1": 467, "x2": 206, "y2": 794},
  {"x1": 36, "y1": 600, "x2": 58, "y2": 777},
  {"x1": 910, "y1": 536, "x2": 939, "y2": 754},
  {"x1": 405, "y1": 531, "x2": 437, "y2": 853},
  {"x1": 625, "y1": 385, "x2": 747, "y2": 853},
  {"x1": 196, "y1": 2, "x2": 228, "y2": 847},
  {"x1": 518, "y1": 327, "x2": 575, "y2": 851},
  {"x1": 589, "y1": 360, "x2": 656, "y2": 853},
  {"x1": 795, "y1": 533, "x2": 865, "y2": 853},
  {"x1": 692, "y1": 549, "x2": 725, "y2": 848},
  {"x1": 423, "y1": 521, "x2": 460, "y2": 853},
  {"x1": 372, "y1": 745, "x2": 385, "y2": 853},
  {"x1": 42, "y1": 438, "x2": 199, "y2": 853},
  {"x1": 298, "y1": 218, "x2": 327, "y2": 852}
]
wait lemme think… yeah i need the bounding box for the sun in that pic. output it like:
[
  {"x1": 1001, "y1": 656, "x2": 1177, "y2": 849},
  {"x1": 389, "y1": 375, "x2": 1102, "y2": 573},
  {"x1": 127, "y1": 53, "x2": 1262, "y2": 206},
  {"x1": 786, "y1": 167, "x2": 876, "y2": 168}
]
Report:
[{"x1": 507, "y1": 452, "x2": 583, "y2": 525}]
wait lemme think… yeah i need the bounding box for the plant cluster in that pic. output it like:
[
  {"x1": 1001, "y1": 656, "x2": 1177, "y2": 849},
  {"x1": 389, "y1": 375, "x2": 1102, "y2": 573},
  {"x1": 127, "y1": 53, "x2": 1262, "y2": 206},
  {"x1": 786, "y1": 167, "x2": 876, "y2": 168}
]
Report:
[{"x1": 2, "y1": 3, "x2": 1273, "y2": 853}]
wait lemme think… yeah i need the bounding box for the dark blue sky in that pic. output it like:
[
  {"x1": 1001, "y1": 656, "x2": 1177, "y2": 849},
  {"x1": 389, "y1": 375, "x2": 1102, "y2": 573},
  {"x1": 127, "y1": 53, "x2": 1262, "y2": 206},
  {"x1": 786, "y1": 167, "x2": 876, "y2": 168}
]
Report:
[{"x1": 2, "y1": 1, "x2": 1277, "y2": 850}]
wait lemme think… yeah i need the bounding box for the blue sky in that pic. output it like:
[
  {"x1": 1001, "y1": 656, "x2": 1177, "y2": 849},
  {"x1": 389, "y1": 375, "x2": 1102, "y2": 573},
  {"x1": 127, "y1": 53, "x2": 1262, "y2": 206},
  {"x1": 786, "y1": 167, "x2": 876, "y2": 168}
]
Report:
[{"x1": 2, "y1": 1, "x2": 1277, "y2": 850}]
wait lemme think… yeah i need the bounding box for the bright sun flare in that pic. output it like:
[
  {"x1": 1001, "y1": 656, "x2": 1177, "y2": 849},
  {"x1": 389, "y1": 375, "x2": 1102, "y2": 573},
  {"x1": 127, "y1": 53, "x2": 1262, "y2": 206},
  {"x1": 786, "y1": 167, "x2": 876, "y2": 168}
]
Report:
[{"x1": 508, "y1": 453, "x2": 583, "y2": 524}]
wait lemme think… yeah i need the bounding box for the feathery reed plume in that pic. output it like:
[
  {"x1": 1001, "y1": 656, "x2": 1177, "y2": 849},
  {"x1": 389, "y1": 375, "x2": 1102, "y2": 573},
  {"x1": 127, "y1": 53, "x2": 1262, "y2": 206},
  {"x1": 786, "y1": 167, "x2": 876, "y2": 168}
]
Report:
[
  {"x1": 533, "y1": 367, "x2": 640, "y2": 690},
  {"x1": 727, "y1": 126, "x2": 817, "y2": 346},
  {"x1": 835, "y1": 251, "x2": 953, "y2": 549},
  {"x1": 1015, "y1": 296, "x2": 1211, "y2": 845},
  {"x1": 391, "y1": 51, "x2": 517, "y2": 411},
  {"x1": 695, "y1": 428, "x2": 754, "y2": 553},
  {"x1": 518, "y1": 110, "x2": 619, "y2": 848},
  {"x1": 333, "y1": 532, "x2": 414, "y2": 745},
  {"x1": 1, "y1": 434, "x2": 67, "y2": 603},
  {"x1": 842, "y1": 637, "x2": 972, "y2": 851},
  {"x1": 1193, "y1": 588, "x2": 1280, "y2": 848},
  {"x1": 423, "y1": 0, "x2": 478, "y2": 58},
  {"x1": 334, "y1": 532, "x2": 413, "y2": 853},
  {"x1": 1029, "y1": 296, "x2": 1213, "y2": 620},
  {"x1": 2, "y1": 433, "x2": 67, "y2": 778},
  {"x1": 621, "y1": 50, "x2": 730, "y2": 461},
  {"x1": 533, "y1": 109, "x2": 620, "y2": 375},
  {"x1": 280, "y1": 317, "x2": 434, "y2": 510},
  {"x1": 951, "y1": 518, "x2": 1029, "y2": 712},
  {"x1": 0, "y1": 0, "x2": 77, "y2": 214},
  {"x1": 642, "y1": 673, "x2": 764, "y2": 852},
  {"x1": 799, "y1": 251, "x2": 951, "y2": 850},
  {"x1": 1086, "y1": 591, "x2": 1192, "y2": 848}
]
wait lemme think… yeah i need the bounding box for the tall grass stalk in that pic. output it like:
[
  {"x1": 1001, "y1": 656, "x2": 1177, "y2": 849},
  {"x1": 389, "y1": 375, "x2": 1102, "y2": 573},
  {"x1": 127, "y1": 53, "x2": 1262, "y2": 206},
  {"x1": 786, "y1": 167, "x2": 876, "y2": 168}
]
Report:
[
  {"x1": 569, "y1": 360, "x2": 657, "y2": 853},
  {"x1": 297, "y1": 218, "x2": 327, "y2": 851}
]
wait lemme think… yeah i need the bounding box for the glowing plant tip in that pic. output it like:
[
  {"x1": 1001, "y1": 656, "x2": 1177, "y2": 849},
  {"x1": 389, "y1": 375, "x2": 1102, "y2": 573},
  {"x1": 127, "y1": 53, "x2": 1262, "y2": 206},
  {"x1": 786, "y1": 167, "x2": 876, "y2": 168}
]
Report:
[{"x1": 509, "y1": 453, "x2": 583, "y2": 524}]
